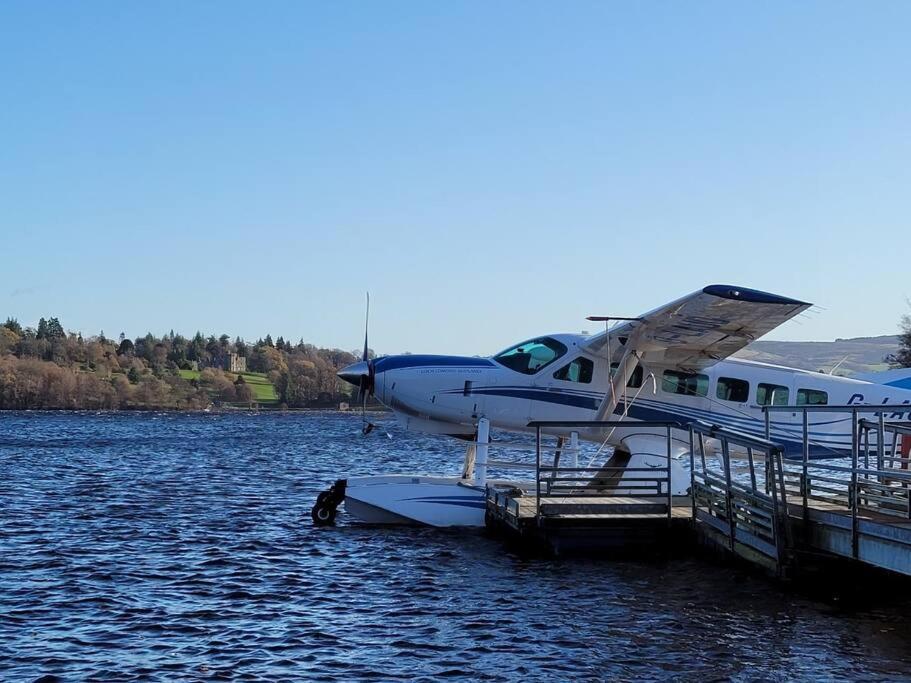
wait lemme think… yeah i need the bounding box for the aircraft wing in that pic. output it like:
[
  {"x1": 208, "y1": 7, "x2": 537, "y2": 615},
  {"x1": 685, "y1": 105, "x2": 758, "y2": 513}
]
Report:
[{"x1": 583, "y1": 285, "x2": 811, "y2": 372}]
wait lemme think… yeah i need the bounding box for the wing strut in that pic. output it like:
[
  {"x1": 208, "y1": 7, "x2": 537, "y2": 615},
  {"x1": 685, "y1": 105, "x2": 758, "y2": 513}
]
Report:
[{"x1": 585, "y1": 316, "x2": 645, "y2": 422}]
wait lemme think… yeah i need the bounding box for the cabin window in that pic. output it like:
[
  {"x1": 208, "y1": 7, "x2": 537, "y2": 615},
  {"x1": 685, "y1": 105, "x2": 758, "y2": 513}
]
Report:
[
  {"x1": 756, "y1": 383, "x2": 789, "y2": 406},
  {"x1": 610, "y1": 362, "x2": 644, "y2": 388},
  {"x1": 716, "y1": 377, "x2": 750, "y2": 403},
  {"x1": 662, "y1": 370, "x2": 709, "y2": 397},
  {"x1": 494, "y1": 337, "x2": 567, "y2": 375},
  {"x1": 797, "y1": 388, "x2": 828, "y2": 406},
  {"x1": 553, "y1": 357, "x2": 594, "y2": 384}
]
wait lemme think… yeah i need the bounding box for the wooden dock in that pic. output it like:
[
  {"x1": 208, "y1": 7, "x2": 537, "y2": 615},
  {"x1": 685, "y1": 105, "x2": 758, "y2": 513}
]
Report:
[
  {"x1": 484, "y1": 414, "x2": 911, "y2": 582},
  {"x1": 486, "y1": 489, "x2": 693, "y2": 556}
]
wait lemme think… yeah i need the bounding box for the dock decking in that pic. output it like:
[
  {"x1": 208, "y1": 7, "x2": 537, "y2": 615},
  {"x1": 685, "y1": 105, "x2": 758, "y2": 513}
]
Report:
[
  {"x1": 483, "y1": 413, "x2": 911, "y2": 581},
  {"x1": 486, "y1": 488, "x2": 693, "y2": 556}
]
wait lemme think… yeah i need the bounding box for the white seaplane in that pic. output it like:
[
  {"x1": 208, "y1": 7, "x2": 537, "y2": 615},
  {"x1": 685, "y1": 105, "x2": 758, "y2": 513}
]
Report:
[{"x1": 311, "y1": 285, "x2": 911, "y2": 527}]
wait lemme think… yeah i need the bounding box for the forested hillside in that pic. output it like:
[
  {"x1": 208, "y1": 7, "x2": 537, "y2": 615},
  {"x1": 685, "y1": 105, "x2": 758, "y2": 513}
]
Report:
[{"x1": 0, "y1": 317, "x2": 359, "y2": 410}]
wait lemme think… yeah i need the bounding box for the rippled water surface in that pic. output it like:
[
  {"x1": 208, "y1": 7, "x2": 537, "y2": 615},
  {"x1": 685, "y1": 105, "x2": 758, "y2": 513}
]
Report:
[{"x1": 3, "y1": 412, "x2": 911, "y2": 681}]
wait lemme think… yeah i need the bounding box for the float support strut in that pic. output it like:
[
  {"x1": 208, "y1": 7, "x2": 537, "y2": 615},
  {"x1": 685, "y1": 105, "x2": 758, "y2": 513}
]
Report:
[{"x1": 475, "y1": 418, "x2": 490, "y2": 487}]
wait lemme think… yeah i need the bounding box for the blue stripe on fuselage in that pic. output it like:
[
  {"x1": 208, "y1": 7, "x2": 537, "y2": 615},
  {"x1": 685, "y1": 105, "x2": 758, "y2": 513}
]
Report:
[
  {"x1": 470, "y1": 388, "x2": 600, "y2": 410},
  {"x1": 374, "y1": 355, "x2": 495, "y2": 372},
  {"x1": 462, "y1": 386, "x2": 851, "y2": 458}
]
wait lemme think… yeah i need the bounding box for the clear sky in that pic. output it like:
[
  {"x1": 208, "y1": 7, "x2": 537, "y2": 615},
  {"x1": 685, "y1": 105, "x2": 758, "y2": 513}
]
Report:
[{"x1": 2, "y1": 2, "x2": 909, "y2": 356}]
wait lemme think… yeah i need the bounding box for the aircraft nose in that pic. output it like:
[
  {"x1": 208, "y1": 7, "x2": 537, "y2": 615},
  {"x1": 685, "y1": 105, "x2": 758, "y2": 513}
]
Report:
[{"x1": 337, "y1": 360, "x2": 369, "y2": 387}]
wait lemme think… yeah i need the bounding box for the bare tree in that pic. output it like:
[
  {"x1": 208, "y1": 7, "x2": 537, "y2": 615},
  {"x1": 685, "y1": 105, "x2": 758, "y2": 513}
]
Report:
[{"x1": 887, "y1": 311, "x2": 911, "y2": 367}]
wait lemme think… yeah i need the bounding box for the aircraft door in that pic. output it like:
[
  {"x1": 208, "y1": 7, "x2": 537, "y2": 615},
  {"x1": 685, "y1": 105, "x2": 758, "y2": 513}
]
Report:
[
  {"x1": 530, "y1": 354, "x2": 598, "y2": 424},
  {"x1": 710, "y1": 371, "x2": 752, "y2": 426},
  {"x1": 754, "y1": 375, "x2": 798, "y2": 433},
  {"x1": 659, "y1": 368, "x2": 711, "y2": 424}
]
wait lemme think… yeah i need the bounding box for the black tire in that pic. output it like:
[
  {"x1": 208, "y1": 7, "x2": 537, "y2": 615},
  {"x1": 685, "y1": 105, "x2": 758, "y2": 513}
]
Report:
[{"x1": 311, "y1": 502, "x2": 337, "y2": 526}]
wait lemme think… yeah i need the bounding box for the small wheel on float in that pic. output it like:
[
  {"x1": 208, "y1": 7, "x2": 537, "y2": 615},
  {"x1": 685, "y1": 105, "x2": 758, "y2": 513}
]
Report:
[{"x1": 311, "y1": 502, "x2": 337, "y2": 526}]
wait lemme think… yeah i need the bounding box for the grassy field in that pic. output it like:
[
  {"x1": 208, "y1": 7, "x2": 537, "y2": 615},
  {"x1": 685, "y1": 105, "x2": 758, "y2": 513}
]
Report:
[
  {"x1": 239, "y1": 372, "x2": 279, "y2": 404},
  {"x1": 177, "y1": 369, "x2": 279, "y2": 406}
]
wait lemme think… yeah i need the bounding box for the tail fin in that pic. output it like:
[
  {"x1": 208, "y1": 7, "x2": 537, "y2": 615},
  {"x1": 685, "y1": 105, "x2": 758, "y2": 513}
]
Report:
[{"x1": 854, "y1": 368, "x2": 911, "y2": 390}]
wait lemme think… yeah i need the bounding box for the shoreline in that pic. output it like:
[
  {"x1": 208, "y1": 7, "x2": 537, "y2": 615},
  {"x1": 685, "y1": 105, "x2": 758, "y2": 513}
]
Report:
[{"x1": 0, "y1": 406, "x2": 391, "y2": 414}]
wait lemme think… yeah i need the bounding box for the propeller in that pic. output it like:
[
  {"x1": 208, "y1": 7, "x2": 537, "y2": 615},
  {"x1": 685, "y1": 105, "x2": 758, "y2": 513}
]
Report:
[
  {"x1": 338, "y1": 293, "x2": 388, "y2": 436},
  {"x1": 358, "y1": 293, "x2": 375, "y2": 435}
]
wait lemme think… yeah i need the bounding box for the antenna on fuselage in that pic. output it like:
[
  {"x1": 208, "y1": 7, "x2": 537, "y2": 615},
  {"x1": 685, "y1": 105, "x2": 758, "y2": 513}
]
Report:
[{"x1": 826, "y1": 355, "x2": 851, "y2": 376}]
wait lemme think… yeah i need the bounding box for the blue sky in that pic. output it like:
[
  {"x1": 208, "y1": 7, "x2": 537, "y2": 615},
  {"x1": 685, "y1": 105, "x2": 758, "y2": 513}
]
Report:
[{"x1": 2, "y1": 2, "x2": 909, "y2": 355}]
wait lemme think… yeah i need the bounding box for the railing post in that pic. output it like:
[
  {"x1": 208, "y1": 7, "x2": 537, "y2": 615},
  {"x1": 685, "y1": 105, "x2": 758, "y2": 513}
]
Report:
[
  {"x1": 747, "y1": 446, "x2": 757, "y2": 492},
  {"x1": 776, "y1": 446, "x2": 792, "y2": 553},
  {"x1": 535, "y1": 425, "x2": 541, "y2": 523},
  {"x1": 666, "y1": 424, "x2": 672, "y2": 523},
  {"x1": 768, "y1": 446, "x2": 780, "y2": 555},
  {"x1": 765, "y1": 409, "x2": 773, "y2": 495},
  {"x1": 878, "y1": 413, "x2": 886, "y2": 475},
  {"x1": 689, "y1": 427, "x2": 696, "y2": 525},
  {"x1": 802, "y1": 410, "x2": 809, "y2": 523},
  {"x1": 863, "y1": 423, "x2": 870, "y2": 471},
  {"x1": 851, "y1": 408, "x2": 859, "y2": 560},
  {"x1": 698, "y1": 432, "x2": 707, "y2": 474},
  {"x1": 722, "y1": 437, "x2": 735, "y2": 552}
]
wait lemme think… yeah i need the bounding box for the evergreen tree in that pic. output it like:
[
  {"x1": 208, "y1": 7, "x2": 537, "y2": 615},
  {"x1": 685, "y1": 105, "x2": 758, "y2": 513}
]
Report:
[
  {"x1": 188, "y1": 332, "x2": 206, "y2": 363},
  {"x1": 3, "y1": 318, "x2": 23, "y2": 335},
  {"x1": 46, "y1": 317, "x2": 65, "y2": 340},
  {"x1": 36, "y1": 318, "x2": 48, "y2": 339},
  {"x1": 265, "y1": 334, "x2": 274, "y2": 348}
]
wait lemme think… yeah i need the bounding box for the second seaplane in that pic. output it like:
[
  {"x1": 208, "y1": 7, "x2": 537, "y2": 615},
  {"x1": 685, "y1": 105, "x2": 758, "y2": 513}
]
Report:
[{"x1": 311, "y1": 285, "x2": 911, "y2": 527}]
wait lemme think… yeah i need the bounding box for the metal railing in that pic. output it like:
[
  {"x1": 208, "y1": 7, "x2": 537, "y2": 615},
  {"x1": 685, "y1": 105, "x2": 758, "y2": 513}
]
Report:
[
  {"x1": 688, "y1": 421, "x2": 789, "y2": 565},
  {"x1": 529, "y1": 420, "x2": 681, "y2": 523},
  {"x1": 763, "y1": 404, "x2": 911, "y2": 561}
]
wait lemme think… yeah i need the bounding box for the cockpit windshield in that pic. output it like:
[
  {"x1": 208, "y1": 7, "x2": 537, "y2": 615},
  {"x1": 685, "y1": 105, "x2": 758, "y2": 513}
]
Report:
[{"x1": 493, "y1": 337, "x2": 568, "y2": 375}]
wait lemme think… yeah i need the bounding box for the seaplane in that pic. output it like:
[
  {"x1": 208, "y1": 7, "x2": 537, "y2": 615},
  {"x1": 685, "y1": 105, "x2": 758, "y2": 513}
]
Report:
[{"x1": 311, "y1": 285, "x2": 911, "y2": 527}]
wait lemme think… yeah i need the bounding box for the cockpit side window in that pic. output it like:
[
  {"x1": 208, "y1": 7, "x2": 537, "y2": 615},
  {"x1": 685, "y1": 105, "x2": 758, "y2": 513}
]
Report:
[
  {"x1": 494, "y1": 337, "x2": 568, "y2": 375},
  {"x1": 553, "y1": 356, "x2": 594, "y2": 384}
]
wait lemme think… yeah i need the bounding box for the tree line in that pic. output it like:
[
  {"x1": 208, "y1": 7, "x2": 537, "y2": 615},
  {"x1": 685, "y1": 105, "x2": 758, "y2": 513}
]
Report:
[{"x1": 0, "y1": 317, "x2": 361, "y2": 411}]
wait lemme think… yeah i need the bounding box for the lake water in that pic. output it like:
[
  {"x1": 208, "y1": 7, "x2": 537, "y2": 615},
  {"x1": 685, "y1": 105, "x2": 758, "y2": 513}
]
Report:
[{"x1": 2, "y1": 412, "x2": 911, "y2": 681}]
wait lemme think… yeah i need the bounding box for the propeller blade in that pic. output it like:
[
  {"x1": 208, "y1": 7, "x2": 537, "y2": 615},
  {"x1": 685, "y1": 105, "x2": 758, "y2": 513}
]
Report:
[
  {"x1": 362, "y1": 291, "x2": 370, "y2": 363},
  {"x1": 357, "y1": 292, "x2": 375, "y2": 435}
]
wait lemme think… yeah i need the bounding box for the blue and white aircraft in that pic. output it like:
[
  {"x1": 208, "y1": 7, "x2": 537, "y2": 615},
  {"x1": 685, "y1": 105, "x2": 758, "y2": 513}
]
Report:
[{"x1": 315, "y1": 285, "x2": 911, "y2": 527}]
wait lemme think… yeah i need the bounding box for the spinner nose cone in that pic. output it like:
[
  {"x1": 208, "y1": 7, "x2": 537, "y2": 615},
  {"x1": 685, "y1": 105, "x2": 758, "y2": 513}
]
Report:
[{"x1": 337, "y1": 360, "x2": 369, "y2": 387}]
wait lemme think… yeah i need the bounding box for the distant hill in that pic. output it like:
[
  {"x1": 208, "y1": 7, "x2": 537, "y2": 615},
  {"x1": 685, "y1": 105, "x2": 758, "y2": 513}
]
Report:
[{"x1": 734, "y1": 335, "x2": 899, "y2": 375}]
